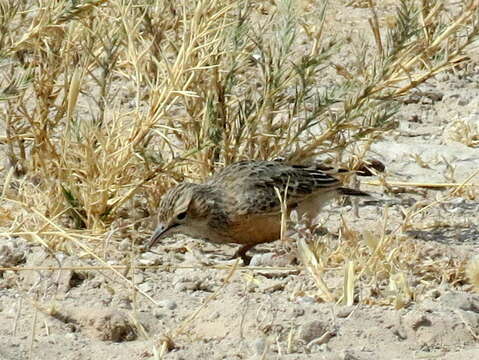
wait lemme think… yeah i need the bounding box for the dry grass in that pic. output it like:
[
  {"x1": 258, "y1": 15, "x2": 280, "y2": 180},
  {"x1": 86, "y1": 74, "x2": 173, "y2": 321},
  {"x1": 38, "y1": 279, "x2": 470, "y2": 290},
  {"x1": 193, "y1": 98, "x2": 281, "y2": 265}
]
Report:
[
  {"x1": 1, "y1": 0, "x2": 477, "y2": 233},
  {"x1": 444, "y1": 117, "x2": 479, "y2": 147},
  {"x1": 1, "y1": 0, "x2": 479, "y2": 349}
]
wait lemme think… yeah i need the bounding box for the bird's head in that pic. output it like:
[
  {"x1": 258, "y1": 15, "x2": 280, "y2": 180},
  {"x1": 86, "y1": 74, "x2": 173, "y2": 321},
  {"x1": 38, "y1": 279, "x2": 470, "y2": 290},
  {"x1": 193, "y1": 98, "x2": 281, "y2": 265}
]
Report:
[{"x1": 147, "y1": 183, "x2": 213, "y2": 249}]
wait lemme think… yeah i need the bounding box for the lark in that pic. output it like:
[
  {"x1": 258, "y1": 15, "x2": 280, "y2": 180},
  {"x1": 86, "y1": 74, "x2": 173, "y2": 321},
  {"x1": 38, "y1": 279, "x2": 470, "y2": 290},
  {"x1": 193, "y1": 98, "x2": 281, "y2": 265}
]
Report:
[{"x1": 147, "y1": 160, "x2": 373, "y2": 264}]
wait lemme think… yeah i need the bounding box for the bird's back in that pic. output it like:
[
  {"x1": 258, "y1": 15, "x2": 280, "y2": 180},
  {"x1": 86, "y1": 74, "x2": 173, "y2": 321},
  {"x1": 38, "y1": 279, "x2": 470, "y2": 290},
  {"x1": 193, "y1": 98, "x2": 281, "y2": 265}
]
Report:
[{"x1": 206, "y1": 160, "x2": 342, "y2": 217}]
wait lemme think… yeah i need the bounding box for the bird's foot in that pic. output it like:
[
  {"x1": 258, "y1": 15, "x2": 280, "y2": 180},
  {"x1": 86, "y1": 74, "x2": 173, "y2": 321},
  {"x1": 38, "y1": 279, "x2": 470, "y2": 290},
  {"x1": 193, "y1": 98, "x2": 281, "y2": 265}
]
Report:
[{"x1": 231, "y1": 244, "x2": 254, "y2": 266}]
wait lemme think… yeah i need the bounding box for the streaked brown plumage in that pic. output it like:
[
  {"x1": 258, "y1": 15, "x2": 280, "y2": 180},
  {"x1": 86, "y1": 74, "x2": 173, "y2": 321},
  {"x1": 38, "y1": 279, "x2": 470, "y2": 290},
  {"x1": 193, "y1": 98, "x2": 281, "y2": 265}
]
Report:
[{"x1": 148, "y1": 160, "x2": 370, "y2": 263}]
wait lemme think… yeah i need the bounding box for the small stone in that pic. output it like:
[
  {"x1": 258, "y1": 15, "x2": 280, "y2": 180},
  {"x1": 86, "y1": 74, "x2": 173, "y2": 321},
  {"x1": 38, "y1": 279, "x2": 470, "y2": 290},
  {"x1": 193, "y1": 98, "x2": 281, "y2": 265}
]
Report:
[
  {"x1": 158, "y1": 299, "x2": 177, "y2": 310},
  {"x1": 297, "y1": 296, "x2": 316, "y2": 305},
  {"x1": 101, "y1": 295, "x2": 113, "y2": 306},
  {"x1": 336, "y1": 306, "x2": 354, "y2": 318},
  {"x1": 339, "y1": 350, "x2": 361, "y2": 360},
  {"x1": 259, "y1": 280, "x2": 285, "y2": 293},
  {"x1": 138, "y1": 282, "x2": 153, "y2": 293},
  {"x1": 74, "y1": 308, "x2": 136, "y2": 341},
  {"x1": 458, "y1": 97, "x2": 471, "y2": 106},
  {"x1": 89, "y1": 280, "x2": 102, "y2": 289},
  {"x1": 252, "y1": 337, "x2": 267, "y2": 355},
  {"x1": 153, "y1": 308, "x2": 166, "y2": 319},
  {"x1": 138, "y1": 252, "x2": 162, "y2": 266},
  {"x1": 298, "y1": 320, "x2": 327, "y2": 343},
  {"x1": 209, "y1": 311, "x2": 220, "y2": 320},
  {"x1": 419, "y1": 299, "x2": 436, "y2": 313},
  {"x1": 403, "y1": 310, "x2": 431, "y2": 330},
  {"x1": 117, "y1": 298, "x2": 132, "y2": 310},
  {"x1": 435, "y1": 73, "x2": 449, "y2": 82},
  {"x1": 249, "y1": 253, "x2": 290, "y2": 267},
  {"x1": 65, "y1": 333, "x2": 77, "y2": 340},
  {"x1": 118, "y1": 239, "x2": 131, "y2": 251},
  {"x1": 0, "y1": 239, "x2": 27, "y2": 267},
  {"x1": 183, "y1": 281, "x2": 199, "y2": 291},
  {"x1": 133, "y1": 273, "x2": 145, "y2": 283},
  {"x1": 174, "y1": 281, "x2": 199, "y2": 292},
  {"x1": 174, "y1": 283, "x2": 187, "y2": 292},
  {"x1": 293, "y1": 307, "x2": 305, "y2": 317},
  {"x1": 424, "y1": 288, "x2": 441, "y2": 300}
]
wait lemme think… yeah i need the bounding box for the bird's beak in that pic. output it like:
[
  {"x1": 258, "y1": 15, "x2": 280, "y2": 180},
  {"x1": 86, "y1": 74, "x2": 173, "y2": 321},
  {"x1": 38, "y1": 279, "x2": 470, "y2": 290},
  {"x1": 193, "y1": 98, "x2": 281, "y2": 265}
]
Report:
[{"x1": 147, "y1": 224, "x2": 167, "y2": 250}]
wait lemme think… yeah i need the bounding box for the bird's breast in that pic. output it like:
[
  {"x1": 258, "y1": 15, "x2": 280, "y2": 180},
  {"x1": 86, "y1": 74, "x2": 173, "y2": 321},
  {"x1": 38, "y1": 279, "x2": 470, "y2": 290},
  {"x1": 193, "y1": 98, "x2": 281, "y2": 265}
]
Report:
[{"x1": 221, "y1": 214, "x2": 282, "y2": 245}]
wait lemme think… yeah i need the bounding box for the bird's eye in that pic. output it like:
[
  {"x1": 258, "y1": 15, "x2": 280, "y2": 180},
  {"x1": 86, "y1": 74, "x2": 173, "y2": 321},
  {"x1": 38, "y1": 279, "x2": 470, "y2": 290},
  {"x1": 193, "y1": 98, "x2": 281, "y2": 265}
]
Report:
[{"x1": 176, "y1": 211, "x2": 187, "y2": 221}]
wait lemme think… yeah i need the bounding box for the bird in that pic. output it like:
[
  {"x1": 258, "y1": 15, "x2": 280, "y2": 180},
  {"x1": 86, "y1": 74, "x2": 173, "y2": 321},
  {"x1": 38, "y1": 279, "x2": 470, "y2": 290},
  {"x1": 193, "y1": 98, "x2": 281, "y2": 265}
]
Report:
[{"x1": 147, "y1": 159, "x2": 375, "y2": 264}]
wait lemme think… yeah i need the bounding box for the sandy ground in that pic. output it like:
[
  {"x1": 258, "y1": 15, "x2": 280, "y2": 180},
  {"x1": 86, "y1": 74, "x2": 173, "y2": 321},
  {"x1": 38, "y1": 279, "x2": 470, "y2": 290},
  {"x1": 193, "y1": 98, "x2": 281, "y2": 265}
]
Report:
[{"x1": 1, "y1": 2, "x2": 479, "y2": 360}]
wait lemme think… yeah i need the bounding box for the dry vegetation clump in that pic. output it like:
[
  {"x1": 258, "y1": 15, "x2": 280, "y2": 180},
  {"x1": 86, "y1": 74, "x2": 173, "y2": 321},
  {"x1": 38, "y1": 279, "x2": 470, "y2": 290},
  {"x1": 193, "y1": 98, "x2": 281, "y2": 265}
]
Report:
[
  {"x1": 296, "y1": 214, "x2": 470, "y2": 310},
  {"x1": 0, "y1": 0, "x2": 478, "y2": 313}
]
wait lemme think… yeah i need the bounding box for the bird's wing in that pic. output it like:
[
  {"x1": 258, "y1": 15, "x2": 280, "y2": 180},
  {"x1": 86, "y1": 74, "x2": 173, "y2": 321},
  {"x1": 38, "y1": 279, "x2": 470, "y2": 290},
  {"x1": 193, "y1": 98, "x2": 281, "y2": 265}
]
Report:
[{"x1": 209, "y1": 161, "x2": 341, "y2": 216}]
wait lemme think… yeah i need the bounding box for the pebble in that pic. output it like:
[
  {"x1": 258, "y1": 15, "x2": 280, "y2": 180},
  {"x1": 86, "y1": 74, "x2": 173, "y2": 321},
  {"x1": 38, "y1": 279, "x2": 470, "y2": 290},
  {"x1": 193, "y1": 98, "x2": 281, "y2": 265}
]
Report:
[
  {"x1": 118, "y1": 239, "x2": 131, "y2": 251},
  {"x1": 252, "y1": 337, "x2": 267, "y2": 355},
  {"x1": 249, "y1": 253, "x2": 291, "y2": 267},
  {"x1": 138, "y1": 252, "x2": 162, "y2": 266},
  {"x1": 336, "y1": 306, "x2": 354, "y2": 318},
  {"x1": 0, "y1": 239, "x2": 27, "y2": 267},
  {"x1": 117, "y1": 298, "x2": 132, "y2": 310},
  {"x1": 153, "y1": 308, "x2": 166, "y2": 319},
  {"x1": 458, "y1": 97, "x2": 471, "y2": 106},
  {"x1": 296, "y1": 296, "x2": 316, "y2": 305},
  {"x1": 403, "y1": 310, "x2": 431, "y2": 330},
  {"x1": 65, "y1": 332, "x2": 78, "y2": 340},
  {"x1": 293, "y1": 307, "x2": 305, "y2": 317},
  {"x1": 133, "y1": 273, "x2": 145, "y2": 283},
  {"x1": 435, "y1": 72, "x2": 449, "y2": 82},
  {"x1": 158, "y1": 299, "x2": 177, "y2": 310},
  {"x1": 138, "y1": 282, "x2": 153, "y2": 293},
  {"x1": 298, "y1": 320, "x2": 327, "y2": 343}
]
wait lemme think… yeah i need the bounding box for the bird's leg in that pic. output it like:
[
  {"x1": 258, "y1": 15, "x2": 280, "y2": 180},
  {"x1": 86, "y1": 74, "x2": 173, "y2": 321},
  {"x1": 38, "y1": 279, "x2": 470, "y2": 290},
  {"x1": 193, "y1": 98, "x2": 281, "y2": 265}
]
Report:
[{"x1": 232, "y1": 243, "x2": 256, "y2": 265}]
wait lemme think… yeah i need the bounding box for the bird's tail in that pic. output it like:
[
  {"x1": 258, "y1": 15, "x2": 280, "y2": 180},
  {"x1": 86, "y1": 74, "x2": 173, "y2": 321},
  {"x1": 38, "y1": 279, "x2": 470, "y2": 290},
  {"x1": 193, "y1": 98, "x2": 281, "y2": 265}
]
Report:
[
  {"x1": 275, "y1": 157, "x2": 385, "y2": 177},
  {"x1": 315, "y1": 159, "x2": 385, "y2": 177}
]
